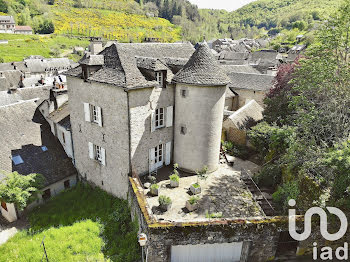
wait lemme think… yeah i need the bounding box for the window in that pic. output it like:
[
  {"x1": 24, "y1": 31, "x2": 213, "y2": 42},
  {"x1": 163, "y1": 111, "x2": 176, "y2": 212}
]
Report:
[
  {"x1": 180, "y1": 125, "x2": 187, "y2": 135},
  {"x1": 64, "y1": 180, "x2": 70, "y2": 189},
  {"x1": 156, "y1": 71, "x2": 163, "y2": 86},
  {"x1": 62, "y1": 132, "x2": 66, "y2": 144},
  {"x1": 12, "y1": 155, "x2": 24, "y2": 165},
  {"x1": 95, "y1": 145, "x2": 103, "y2": 164},
  {"x1": 88, "y1": 142, "x2": 106, "y2": 166},
  {"x1": 42, "y1": 189, "x2": 51, "y2": 200},
  {"x1": 181, "y1": 89, "x2": 188, "y2": 98},
  {"x1": 155, "y1": 108, "x2": 164, "y2": 129},
  {"x1": 84, "y1": 103, "x2": 103, "y2": 127}
]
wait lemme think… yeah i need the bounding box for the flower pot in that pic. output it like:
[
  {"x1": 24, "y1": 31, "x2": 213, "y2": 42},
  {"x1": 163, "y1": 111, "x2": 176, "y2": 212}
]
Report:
[
  {"x1": 150, "y1": 187, "x2": 159, "y2": 196},
  {"x1": 170, "y1": 180, "x2": 179, "y2": 188},
  {"x1": 190, "y1": 184, "x2": 201, "y2": 195},
  {"x1": 185, "y1": 200, "x2": 198, "y2": 212},
  {"x1": 159, "y1": 203, "x2": 171, "y2": 212}
]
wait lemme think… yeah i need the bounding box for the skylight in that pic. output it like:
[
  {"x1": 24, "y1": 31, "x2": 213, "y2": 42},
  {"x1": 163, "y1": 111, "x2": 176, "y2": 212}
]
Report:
[
  {"x1": 41, "y1": 146, "x2": 48, "y2": 152},
  {"x1": 12, "y1": 155, "x2": 24, "y2": 165}
]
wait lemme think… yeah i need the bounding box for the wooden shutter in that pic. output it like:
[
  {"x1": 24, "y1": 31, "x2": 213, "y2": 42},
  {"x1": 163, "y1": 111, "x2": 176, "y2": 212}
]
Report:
[
  {"x1": 166, "y1": 106, "x2": 173, "y2": 127},
  {"x1": 149, "y1": 147, "x2": 156, "y2": 173},
  {"x1": 88, "y1": 142, "x2": 94, "y2": 159},
  {"x1": 165, "y1": 142, "x2": 171, "y2": 165},
  {"x1": 150, "y1": 111, "x2": 156, "y2": 132},
  {"x1": 84, "y1": 103, "x2": 91, "y2": 122},
  {"x1": 101, "y1": 147, "x2": 106, "y2": 166},
  {"x1": 97, "y1": 106, "x2": 103, "y2": 127}
]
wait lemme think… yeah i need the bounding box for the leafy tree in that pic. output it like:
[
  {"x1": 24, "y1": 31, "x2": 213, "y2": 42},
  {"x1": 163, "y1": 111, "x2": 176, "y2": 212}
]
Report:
[{"x1": 0, "y1": 172, "x2": 44, "y2": 210}]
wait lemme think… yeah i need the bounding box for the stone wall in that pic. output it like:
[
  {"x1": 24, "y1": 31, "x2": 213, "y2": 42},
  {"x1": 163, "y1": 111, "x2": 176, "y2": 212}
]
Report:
[
  {"x1": 128, "y1": 177, "x2": 292, "y2": 262},
  {"x1": 68, "y1": 77, "x2": 130, "y2": 199},
  {"x1": 128, "y1": 85, "x2": 174, "y2": 176},
  {"x1": 234, "y1": 89, "x2": 265, "y2": 109}
]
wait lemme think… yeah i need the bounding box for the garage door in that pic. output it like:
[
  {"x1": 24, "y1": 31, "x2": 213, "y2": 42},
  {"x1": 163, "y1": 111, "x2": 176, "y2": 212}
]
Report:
[{"x1": 171, "y1": 242, "x2": 243, "y2": 262}]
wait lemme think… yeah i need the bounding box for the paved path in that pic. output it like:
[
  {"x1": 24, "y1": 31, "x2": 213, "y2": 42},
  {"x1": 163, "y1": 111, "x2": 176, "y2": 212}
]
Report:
[{"x1": 0, "y1": 216, "x2": 28, "y2": 246}]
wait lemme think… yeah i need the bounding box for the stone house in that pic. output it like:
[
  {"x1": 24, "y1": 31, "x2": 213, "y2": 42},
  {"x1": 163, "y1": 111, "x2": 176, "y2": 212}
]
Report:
[
  {"x1": 223, "y1": 100, "x2": 264, "y2": 145},
  {"x1": 0, "y1": 16, "x2": 15, "y2": 34},
  {"x1": 66, "y1": 42, "x2": 232, "y2": 196},
  {"x1": 0, "y1": 100, "x2": 77, "y2": 222},
  {"x1": 14, "y1": 25, "x2": 33, "y2": 35},
  {"x1": 226, "y1": 72, "x2": 275, "y2": 109}
]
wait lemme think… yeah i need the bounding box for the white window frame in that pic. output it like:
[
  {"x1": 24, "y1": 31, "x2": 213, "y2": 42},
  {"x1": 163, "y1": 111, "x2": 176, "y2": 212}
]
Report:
[
  {"x1": 84, "y1": 103, "x2": 103, "y2": 127},
  {"x1": 155, "y1": 107, "x2": 165, "y2": 129},
  {"x1": 88, "y1": 142, "x2": 106, "y2": 166},
  {"x1": 156, "y1": 71, "x2": 163, "y2": 86}
]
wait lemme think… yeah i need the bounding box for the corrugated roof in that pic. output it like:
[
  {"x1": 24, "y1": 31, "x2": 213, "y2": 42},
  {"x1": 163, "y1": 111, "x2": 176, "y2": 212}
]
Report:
[{"x1": 173, "y1": 43, "x2": 230, "y2": 86}]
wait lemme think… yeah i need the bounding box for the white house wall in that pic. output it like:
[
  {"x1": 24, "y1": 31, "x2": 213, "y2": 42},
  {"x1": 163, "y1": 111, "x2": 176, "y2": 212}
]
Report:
[{"x1": 57, "y1": 124, "x2": 74, "y2": 160}]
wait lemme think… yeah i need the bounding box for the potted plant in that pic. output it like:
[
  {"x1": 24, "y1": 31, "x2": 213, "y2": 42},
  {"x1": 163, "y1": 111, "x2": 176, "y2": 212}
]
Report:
[
  {"x1": 158, "y1": 195, "x2": 172, "y2": 211},
  {"x1": 186, "y1": 196, "x2": 200, "y2": 212},
  {"x1": 190, "y1": 166, "x2": 208, "y2": 195},
  {"x1": 150, "y1": 184, "x2": 159, "y2": 196},
  {"x1": 169, "y1": 163, "x2": 180, "y2": 188}
]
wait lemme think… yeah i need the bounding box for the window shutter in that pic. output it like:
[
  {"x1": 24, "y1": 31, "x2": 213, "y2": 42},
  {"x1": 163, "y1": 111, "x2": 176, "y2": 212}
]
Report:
[
  {"x1": 101, "y1": 147, "x2": 106, "y2": 166},
  {"x1": 88, "y1": 142, "x2": 94, "y2": 159},
  {"x1": 165, "y1": 142, "x2": 171, "y2": 165},
  {"x1": 97, "y1": 106, "x2": 103, "y2": 127},
  {"x1": 84, "y1": 103, "x2": 91, "y2": 122},
  {"x1": 166, "y1": 106, "x2": 173, "y2": 127},
  {"x1": 149, "y1": 148, "x2": 156, "y2": 173},
  {"x1": 151, "y1": 111, "x2": 156, "y2": 132}
]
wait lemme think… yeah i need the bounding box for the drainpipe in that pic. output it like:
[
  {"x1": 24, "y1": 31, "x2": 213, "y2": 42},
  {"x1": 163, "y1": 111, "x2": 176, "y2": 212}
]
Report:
[{"x1": 125, "y1": 89, "x2": 132, "y2": 176}]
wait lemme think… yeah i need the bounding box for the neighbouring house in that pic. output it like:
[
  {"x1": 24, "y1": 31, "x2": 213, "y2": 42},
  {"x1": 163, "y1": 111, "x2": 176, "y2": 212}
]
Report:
[
  {"x1": 287, "y1": 44, "x2": 306, "y2": 63},
  {"x1": 212, "y1": 38, "x2": 234, "y2": 52},
  {"x1": 14, "y1": 25, "x2": 33, "y2": 35},
  {"x1": 249, "y1": 49, "x2": 282, "y2": 74},
  {"x1": 226, "y1": 72, "x2": 275, "y2": 109},
  {"x1": 0, "y1": 40, "x2": 8, "y2": 44},
  {"x1": 0, "y1": 70, "x2": 23, "y2": 91},
  {"x1": 0, "y1": 16, "x2": 15, "y2": 34},
  {"x1": 218, "y1": 51, "x2": 250, "y2": 65},
  {"x1": 73, "y1": 46, "x2": 85, "y2": 55},
  {"x1": 0, "y1": 100, "x2": 77, "y2": 222},
  {"x1": 222, "y1": 100, "x2": 264, "y2": 145}
]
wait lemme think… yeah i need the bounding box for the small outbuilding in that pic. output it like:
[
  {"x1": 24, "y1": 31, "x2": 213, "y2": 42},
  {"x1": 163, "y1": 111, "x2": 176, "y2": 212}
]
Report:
[{"x1": 222, "y1": 100, "x2": 263, "y2": 145}]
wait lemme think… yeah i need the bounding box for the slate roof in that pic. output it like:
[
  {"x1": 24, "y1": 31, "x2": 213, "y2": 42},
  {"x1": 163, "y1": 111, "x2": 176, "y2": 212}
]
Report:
[
  {"x1": 0, "y1": 70, "x2": 22, "y2": 91},
  {"x1": 219, "y1": 51, "x2": 249, "y2": 61},
  {"x1": 227, "y1": 72, "x2": 275, "y2": 91},
  {"x1": 0, "y1": 91, "x2": 22, "y2": 106},
  {"x1": 173, "y1": 43, "x2": 230, "y2": 86},
  {"x1": 224, "y1": 100, "x2": 264, "y2": 130},
  {"x1": 222, "y1": 65, "x2": 260, "y2": 74},
  {"x1": 48, "y1": 102, "x2": 70, "y2": 124},
  {"x1": 249, "y1": 50, "x2": 280, "y2": 68},
  {"x1": 67, "y1": 42, "x2": 195, "y2": 89},
  {"x1": 0, "y1": 100, "x2": 76, "y2": 187}
]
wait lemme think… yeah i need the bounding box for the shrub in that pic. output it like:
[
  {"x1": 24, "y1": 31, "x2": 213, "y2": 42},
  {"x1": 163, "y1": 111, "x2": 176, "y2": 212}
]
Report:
[
  {"x1": 272, "y1": 181, "x2": 300, "y2": 212},
  {"x1": 254, "y1": 164, "x2": 282, "y2": 189},
  {"x1": 192, "y1": 183, "x2": 200, "y2": 188},
  {"x1": 150, "y1": 184, "x2": 159, "y2": 190},
  {"x1": 188, "y1": 196, "x2": 200, "y2": 205},
  {"x1": 169, "y1": 174, "x2": 179, "y2": 182},
  {"x1": 158, "y1": 195, "x2": 171, "y2": 206}
]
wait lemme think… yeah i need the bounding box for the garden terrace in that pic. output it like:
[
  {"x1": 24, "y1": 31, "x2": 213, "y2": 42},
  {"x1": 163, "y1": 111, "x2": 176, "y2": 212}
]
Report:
[{"x1": 141, "y1": 159, "x2": 264, "y2": 222}]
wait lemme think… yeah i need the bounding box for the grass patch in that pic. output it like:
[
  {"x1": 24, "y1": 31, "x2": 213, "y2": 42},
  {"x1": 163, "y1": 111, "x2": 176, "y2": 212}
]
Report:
[
  {"x1": 0, "y1": 183, "x2": 140, "y2": 262},
  {"x1": 0, "y1": 34, "x2": 89, "y2": 62}
]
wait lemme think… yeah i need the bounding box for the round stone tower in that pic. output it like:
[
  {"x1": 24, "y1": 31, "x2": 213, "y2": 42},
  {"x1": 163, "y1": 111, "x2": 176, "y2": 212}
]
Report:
[{"x1": 172, "y1": 43, "x2": 230, "y2": 173}]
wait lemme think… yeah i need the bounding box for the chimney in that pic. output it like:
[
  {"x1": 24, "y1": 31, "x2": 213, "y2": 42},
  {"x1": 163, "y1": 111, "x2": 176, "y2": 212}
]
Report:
[{"x1": 89, "y1": 37, "x2": 103, "y2": 55}]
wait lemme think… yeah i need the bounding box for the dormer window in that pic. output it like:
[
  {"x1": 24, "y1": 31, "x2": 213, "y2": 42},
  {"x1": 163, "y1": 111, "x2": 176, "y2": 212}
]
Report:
[
  {"x1": 156, "y1": 71, "x2": 163, "y2": 86},
  {"x1": 155, "y1": 71, "x2": 166, "y2": 88}
]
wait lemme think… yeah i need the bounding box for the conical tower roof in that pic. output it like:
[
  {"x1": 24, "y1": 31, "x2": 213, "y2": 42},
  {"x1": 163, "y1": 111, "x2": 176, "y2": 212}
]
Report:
[{"x1": 173, "y1": 43, "x2": 230, "y2": 86}]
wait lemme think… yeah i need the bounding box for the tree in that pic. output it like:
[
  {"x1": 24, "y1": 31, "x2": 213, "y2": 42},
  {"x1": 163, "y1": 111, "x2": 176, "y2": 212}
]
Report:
[{"x1": 0, "y1": 172, "x2": 44, "y2": 210}]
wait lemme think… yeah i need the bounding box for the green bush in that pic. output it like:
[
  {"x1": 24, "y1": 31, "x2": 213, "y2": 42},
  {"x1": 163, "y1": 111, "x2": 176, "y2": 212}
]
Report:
[
  {"x1": 158, "y1": 195, "x2": 171, "y2": 205},
  {"x1": 272, "y1": 181, "x2": 300, "y2": 212},
  {"x1": 222, "y1": 141, "x2": 251, "y2": 160},
  {"x1": 150, "y1": 184, "x2": 159, "y2": 190},
  {"x1": 254, "y1": 164, "x2": 282, "y2": 189},
  {"x1": 169, "y1": 174, "x2": 179, "y2": 182},
  {"x1": 188, "y1": 196, "x2": 200, "y2": 205},
  {"x1": 191, "y1": 183, "x2": 200, "y2": 189}
]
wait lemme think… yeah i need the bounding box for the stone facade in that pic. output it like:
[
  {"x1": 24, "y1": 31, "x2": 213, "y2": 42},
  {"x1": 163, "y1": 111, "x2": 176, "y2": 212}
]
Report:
[
  {"x1": 128, "y1": 177, "x2": 292, "y2": 262},
  {"x1": 68, "y1": 77, "x2": 130, "y2": 198},
  {"x1": 129, "y1": 85, "x2": 174, "y2": 176},
  {"x1": 234, "y1": 89, "x2": 266, "y2": 109}
]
